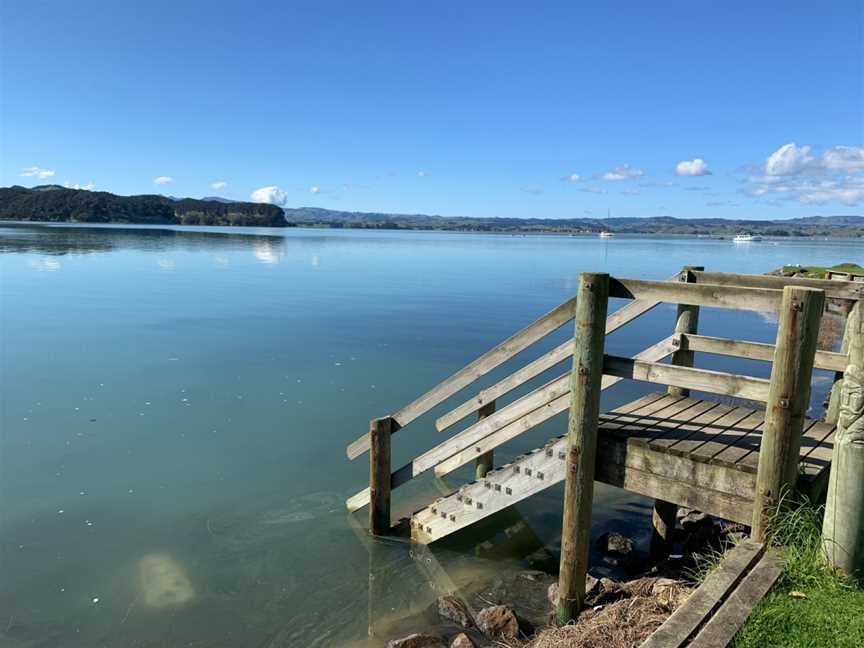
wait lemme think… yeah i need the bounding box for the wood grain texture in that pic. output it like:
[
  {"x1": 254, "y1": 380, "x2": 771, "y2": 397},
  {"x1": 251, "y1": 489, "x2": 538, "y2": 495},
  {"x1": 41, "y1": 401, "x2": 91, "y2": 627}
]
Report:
[
  {"x1": 752, "y1": 286, "x2": 825, "y2": 541},
  {"x1": 609, "y1": 277, "x2": 783, "y2": 313},
  {"x1": 679, "y1": 333, "x2": 848, "y2": 373},
  {"x1": 686, "y1": 550, "x2": 783, "y2": 648},
  {"x1": 693, "y1": 270, "x2": 864, "y2": 301},
  {"x1": 640, "y1": 541, "x2": 765, "y2": 648},
  {"x1": 823, "y1": 300, "x2": 864, "y2": 574},
  {"x1": 602, "y1": 355, "x2": 771, "y2": 402},
  {"x1": 557, "y1": 273, "x2": 609, "y2": 624}
]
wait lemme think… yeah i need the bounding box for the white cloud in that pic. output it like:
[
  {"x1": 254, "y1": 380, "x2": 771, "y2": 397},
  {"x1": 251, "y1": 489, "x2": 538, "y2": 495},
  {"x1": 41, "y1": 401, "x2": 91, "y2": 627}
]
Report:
[
  {"x1": 417, "y1": 171, "x2": 427, "y2": 177},
  {"x1": 764, "y1": 143, "x2": 814, "y2": 176},
  {"x1": 600, "y1": 164, "x2": 644, "y2": 181},
  {"x1": 154, "y1": 176, "x2": 173, "y2": 185},
  {"x1": 211, "y1": 180, "x2": 228, "y2": 190},
  {"x1": 675, "y1": 158, "x2": 712, "y2": 176},
  {"x1": 581, "y1": 186, "x2": 607, "y2": 194},
  {"x1": 250, "y1": 186, "x2": 288, "y2": 206},
  {"x1": 566, "y1": 173, "x2": 581, "y2": 182},
  {"x1": 621, "y1": 188, "x2": 640, "y2": 196},
  {"x1": 310, "y1": 186, "x2": 320, "y2": 194},
  {"x1": 64, "y1": 181, "x2": 95, "y2": 191},
  {"x1": 639, "y1": 181, "x2": 676, "y2": 188},
  {"x1": 745, "y1": 142, "x2": 864, "y2": 206},
  {"x1": 822, "y1": 146, "x2": 864, "y2": 172},
  {"x1": 21, "y1": 165, "x2": 55, "y2": 179}
]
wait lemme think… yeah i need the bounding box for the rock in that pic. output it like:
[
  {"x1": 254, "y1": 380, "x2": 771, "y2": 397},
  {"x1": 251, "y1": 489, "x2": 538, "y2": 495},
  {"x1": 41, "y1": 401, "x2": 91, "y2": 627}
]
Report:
[
  {"x1": 596, "y1": 531, "x2": 634, "y2": 556},
  {"x1": 437, "y1": 595, "x2": 473, "y2": 628},
  {"x1": 679, "y1": 510, "x2": 712, "y2": 531},
  {"x1": 547, "y1": 582, "x2": 557, "y2": 607},
  {"x1": 476, "y1": 605, "x2": 520, "y2": 639},
  {"x1": 546, "y1": 575, "x2": 598, "y2": 607},
  {"x1": 450, "y1": 633, "x2": 476, "y2": 648},
  {"x1": 386, "y1": 633, "x2": 446, "y2": 648}
]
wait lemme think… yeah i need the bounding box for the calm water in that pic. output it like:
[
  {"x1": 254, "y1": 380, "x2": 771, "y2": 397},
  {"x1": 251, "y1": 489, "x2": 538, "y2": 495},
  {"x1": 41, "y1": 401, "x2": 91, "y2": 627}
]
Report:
[{"x1": 0, "y1": 224, "x2": 860, "y2": 647}]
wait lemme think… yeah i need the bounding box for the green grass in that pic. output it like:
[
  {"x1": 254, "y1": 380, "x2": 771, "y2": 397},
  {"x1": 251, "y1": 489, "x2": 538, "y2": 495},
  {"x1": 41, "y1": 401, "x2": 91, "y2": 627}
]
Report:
[
  {"x1": 733, "y1": 501, "x2": 864, "y2": 648},
  {"x1": 781, "y1": 263, "x2": 864, "y2": 279}
]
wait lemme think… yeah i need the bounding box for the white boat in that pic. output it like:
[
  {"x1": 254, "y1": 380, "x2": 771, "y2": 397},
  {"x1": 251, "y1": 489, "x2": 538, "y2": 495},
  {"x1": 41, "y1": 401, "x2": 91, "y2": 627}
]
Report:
[
  {"x1": 733, "y1": 233, "x2": 762, "y2": 242},
  {"x1": 599, "y1": 231, "x2": 614, "y2": 238}
]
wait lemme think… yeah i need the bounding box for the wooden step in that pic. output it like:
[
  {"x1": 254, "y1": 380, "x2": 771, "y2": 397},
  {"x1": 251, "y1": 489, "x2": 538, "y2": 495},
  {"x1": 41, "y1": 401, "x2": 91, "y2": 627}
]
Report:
[{"x1": 411, "y1": 435, "x2": 569, "y2": 544}]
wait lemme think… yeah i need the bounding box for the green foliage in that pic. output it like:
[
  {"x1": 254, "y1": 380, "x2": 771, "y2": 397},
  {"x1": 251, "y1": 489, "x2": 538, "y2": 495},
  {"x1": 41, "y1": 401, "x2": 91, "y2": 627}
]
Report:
[
  {"x1": 781, "y1": 263, "x2": 864, "y2": 279},
  {"x1": 0, "y1": 185, "x2": 286, "y2": 227},
  {"x1": 733, "y1": 499, "x2": 864, "y2": 648}
]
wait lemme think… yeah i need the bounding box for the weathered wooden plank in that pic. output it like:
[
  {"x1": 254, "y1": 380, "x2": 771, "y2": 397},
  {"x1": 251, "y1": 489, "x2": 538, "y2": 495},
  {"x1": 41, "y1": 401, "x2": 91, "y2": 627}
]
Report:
[
  {"x1": 675, "y1": 410, "x2": 766, "y2": 464},
  {"x1": 603, "y1": 355, "x2": 772, "y2": 402},
  {"x1": 609, "y1": 277, "x2": 783, "y2": 313},
  {"x1": 693, "y1": 270, "x2": 864, "y2": 301},
  {"x1": 725, "y1": 420, "x2": 820, "y2": 471},
  {"x1": 432, "y1": 340, "x2": 676, "y2": 479},
  {"x1": 753, "y1": 286, "x2": 824, "y2": 541},
  {"x1": 435, "y1": 297, "x2": 661, "y2": 432},
  {"x1": 345, "y1": 295, "x2": 579, "y2": 460},
  {"x1": 651, "y1": 406, "x2": 759, "y2": 458},
  {"x1": 687, "y1": 550, "x2": 783, "y2": 648},
  {"x1": 679, "y1": 333, "x2": 848, "y2": 373},
  {"x1": 435, "y1": 338, "x2": 573, "y2": 432},
  {"x1": 597, "y1": 442, "x2": 755, "y2": 525},
  {"x1": 640, "y1": 540, "x2": 765, "y2": 648}
]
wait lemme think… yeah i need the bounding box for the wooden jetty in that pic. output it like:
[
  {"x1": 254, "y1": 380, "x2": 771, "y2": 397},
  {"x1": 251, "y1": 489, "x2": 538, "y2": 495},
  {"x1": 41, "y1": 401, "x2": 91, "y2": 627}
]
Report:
[{"x1": 345, "y1": 268, "x2": 864, "y2": 625}]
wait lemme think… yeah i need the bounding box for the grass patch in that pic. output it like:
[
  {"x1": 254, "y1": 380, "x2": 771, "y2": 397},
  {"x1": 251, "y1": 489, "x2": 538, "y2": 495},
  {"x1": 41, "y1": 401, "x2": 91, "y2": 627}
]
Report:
[
  {"x1": 780, "y1": 263, "x2": 864, "y2": 279},
  {"x1": 733, "y1": 501, "x2": 864, "y2": 648}
]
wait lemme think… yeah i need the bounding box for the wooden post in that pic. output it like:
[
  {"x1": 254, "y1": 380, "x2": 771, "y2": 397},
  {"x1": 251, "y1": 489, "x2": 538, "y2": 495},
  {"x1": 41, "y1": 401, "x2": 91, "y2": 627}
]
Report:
[
  {"x1": 651, "y1": 266, "x2": 703, "y2": 560},
  {"x1": 823, "y1": 301, "x2": 864, "y2": 575},
  {"x1": 826, "y1": 301, "x2": 856, "y2": 426},
  {"x1": 751, "y1": 286, "x2": 825, "y2": 541},
  {"x1": 369, "y1": 416, "x2": 392, "y2": 536},
  {"x1": 557, "y1": 272, "x2": 609, "y2": 625},
  {"x1": 475, "y1": 400, "x2": 496, "y2": 479}
]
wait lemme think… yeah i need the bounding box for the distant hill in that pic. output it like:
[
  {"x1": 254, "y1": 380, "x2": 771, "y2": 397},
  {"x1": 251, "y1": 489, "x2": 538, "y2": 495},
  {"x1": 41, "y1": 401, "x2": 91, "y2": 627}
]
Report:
[
  {"x1": 0, "y1": 185, "x2": 287, "y2": 227},
  {"x1": 2, "y1": 186, "x2": 861, "y2": 236},
  {"x1": 283, "y1": 207, "x2": 864, "y2": 237}
]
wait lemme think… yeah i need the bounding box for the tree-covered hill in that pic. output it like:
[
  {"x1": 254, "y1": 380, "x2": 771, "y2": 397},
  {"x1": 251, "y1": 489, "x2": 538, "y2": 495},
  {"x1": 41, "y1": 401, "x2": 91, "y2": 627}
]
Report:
[
  {"x1": 0, "y1": 185, "x2": 287, "y2": 227},
  {"x1": 283, "y1": 207, "x2": 864, "y2": 237}
]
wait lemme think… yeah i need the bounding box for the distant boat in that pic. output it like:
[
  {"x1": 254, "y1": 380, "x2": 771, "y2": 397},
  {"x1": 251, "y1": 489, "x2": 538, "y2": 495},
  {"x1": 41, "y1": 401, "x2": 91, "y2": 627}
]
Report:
[
  {"x1": 599, "y1": 231, "x2": 614, "y2": 238},
  {"x1": 733, "y1": 233, "x2": 762, "y2": 242}
]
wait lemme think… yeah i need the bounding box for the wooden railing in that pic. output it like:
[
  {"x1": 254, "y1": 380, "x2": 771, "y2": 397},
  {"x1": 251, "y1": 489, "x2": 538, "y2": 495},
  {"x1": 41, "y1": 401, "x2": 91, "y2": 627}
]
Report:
[{"x1": 348, "y1": 269, "x2": 862, "y2": 545}]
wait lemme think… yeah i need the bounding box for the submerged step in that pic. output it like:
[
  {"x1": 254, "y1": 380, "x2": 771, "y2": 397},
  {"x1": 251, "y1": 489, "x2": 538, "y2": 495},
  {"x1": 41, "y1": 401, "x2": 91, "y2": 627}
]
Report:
[{"x1": 411, "y1": 435, "x2": 569, "y2": 544}]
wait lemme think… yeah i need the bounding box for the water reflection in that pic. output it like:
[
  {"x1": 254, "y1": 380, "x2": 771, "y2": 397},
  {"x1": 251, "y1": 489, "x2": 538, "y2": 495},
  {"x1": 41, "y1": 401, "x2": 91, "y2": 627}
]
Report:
[{"x1": 0, "y1": 222, "x2": 287, "y2": 256}]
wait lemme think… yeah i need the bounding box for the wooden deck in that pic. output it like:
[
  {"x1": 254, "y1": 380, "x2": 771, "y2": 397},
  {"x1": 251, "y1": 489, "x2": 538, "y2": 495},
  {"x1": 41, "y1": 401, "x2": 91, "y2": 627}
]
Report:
[{"x1": 411, "y1": 391, "x2": 835, "y2": 543}]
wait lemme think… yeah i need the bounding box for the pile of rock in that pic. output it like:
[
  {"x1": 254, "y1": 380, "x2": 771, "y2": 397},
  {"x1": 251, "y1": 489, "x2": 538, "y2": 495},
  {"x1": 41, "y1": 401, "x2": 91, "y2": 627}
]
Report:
[{"x1": 386, "y1": 596, "x2": 529, "y2": 648}]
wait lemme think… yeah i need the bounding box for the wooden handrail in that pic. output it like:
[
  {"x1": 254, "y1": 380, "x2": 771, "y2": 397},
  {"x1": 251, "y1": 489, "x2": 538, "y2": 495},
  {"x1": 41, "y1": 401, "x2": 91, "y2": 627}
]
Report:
[
  {"x1": 678, "y1": 333, "x2": 848, "y2": 373},
  {"x1": 344, "y1": 295, "x2": 578, "y2": 460},
  {"x1": 436, "y1": 297, "x2": 661, "y2": 432},
  {"x1": 345, "y1": 336, "x2": 676, "y2": 512},
  {"x1": 693, "y1": 270, "x2": 864, "y2": 301},
  {"x1": 609, "y1": 278, "x2": 784, "y2": 313},
  {"x1": 603, "y1": 355, "x2": 771, "y2": 402},
  {"x1": 433, "y1": 336, "x2": 677, "y2": 478}
]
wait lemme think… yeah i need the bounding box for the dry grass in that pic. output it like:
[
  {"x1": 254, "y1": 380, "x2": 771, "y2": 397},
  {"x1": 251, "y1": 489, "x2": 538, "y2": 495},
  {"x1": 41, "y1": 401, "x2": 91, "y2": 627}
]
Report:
[{"x1": 501, "y1": 578, "x2": 690, "y2": 648}]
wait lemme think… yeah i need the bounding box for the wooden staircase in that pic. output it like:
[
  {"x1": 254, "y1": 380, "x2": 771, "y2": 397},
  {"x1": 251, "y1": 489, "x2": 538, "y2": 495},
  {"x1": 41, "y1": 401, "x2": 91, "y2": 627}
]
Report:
[{"x1": 345, "y1": 269, "x2": 861, "y2": 554}]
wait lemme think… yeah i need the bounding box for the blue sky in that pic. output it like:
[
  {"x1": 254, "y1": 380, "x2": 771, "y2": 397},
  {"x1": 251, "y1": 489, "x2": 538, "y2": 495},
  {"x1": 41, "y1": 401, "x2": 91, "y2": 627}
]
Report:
[{"x1": 2, "y1": 1, "x2": 862, "y2": 219}]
